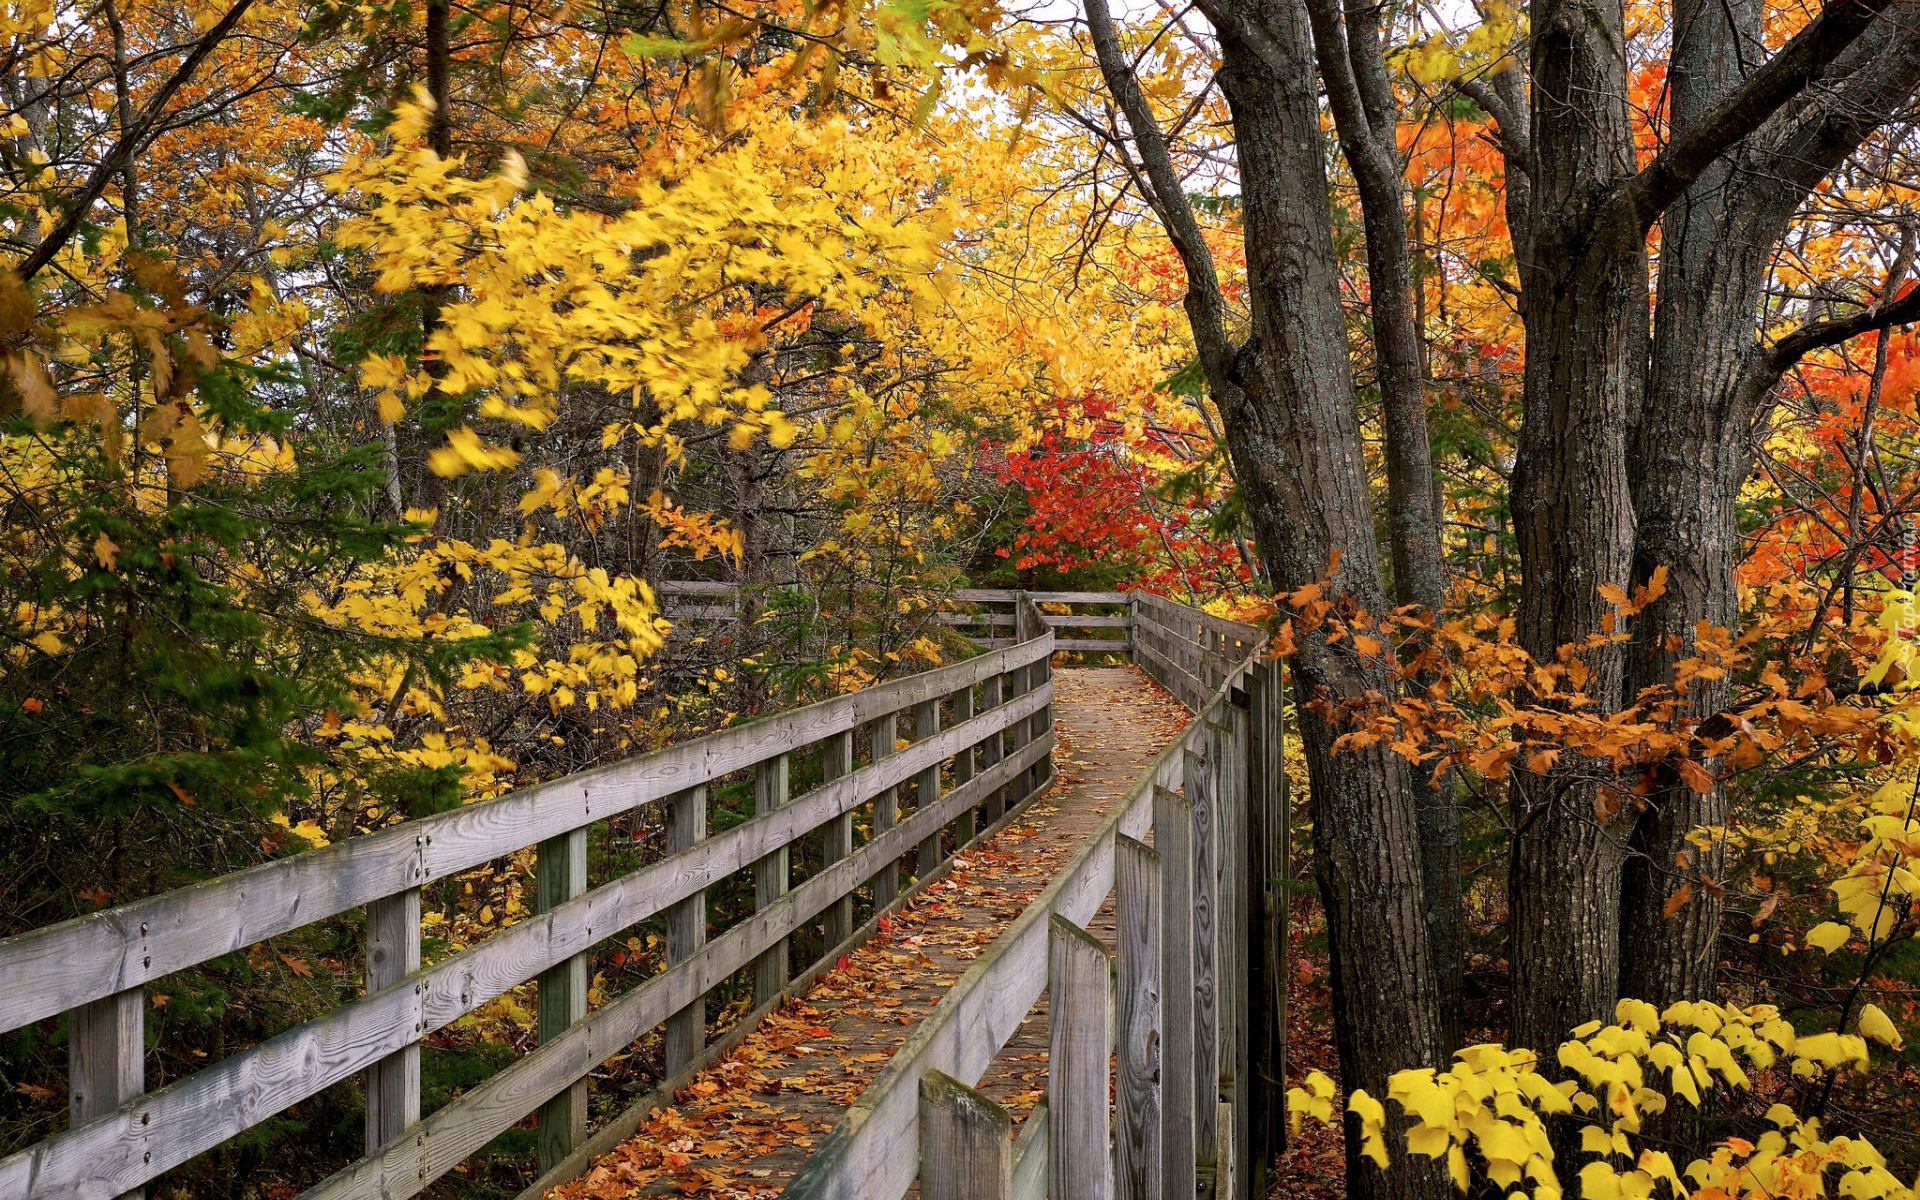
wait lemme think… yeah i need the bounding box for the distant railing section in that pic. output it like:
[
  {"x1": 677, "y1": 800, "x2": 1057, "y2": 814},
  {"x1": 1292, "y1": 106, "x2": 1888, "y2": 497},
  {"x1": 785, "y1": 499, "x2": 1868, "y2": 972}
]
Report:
[
  {"x1": 785, "y1": 594, "x2": 1289, "y2": 1200},
  {"x1": 0, "y1": 597, "x2": 1061, "y2": 1200},
  {"x1": 655, "y1": 581, "x2": 1136, "y2": 656}
]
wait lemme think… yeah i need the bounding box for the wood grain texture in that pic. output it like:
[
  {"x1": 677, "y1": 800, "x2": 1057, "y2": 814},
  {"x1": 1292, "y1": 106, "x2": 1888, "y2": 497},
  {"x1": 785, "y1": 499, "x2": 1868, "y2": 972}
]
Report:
[
  {"x1": 913, "y1": 700, "x2": 943, "y2": 883},
  {"x1": 1154, "y1": 784, "x2": 1197, "y2": 1200},
  {"x1": 754, "y1": 754, "x2": 792, "y2": 1003},
  {"x1": 537, "y1": 827, "x2": 588, "y2": 1170},
  {"x1": 1187, "y1": 743, "x2": 1220, "y2": 1172},
  {"x1": 665, "y1": 785, "x2": 708, "y2": 1076},
  {"x1": 0, "y1": 637, "x2": 1053, "y2": 1034},
  {"x1": 820, "y1": 734, "x2": 855, "y2": 948},
  {"x1": 1115, "y1": 835, "x2": 1163, "y2": 1200},
  {"x1": 1047, "y1": 916, "x2": 1113, "y2": 1200},
  {"x1": 1010, "y1": 1099, "x2": 1049, "y2": 1200},
  {"x1": 364, "y1": 888, "x2": 421, "y2": 1153},
  {"x1": 919, "y1": 1071, "x2": 1012, "y2": 1200},
  {"x1": 1217, "y1": 704, "x2": 1254, "y2": 1200},
  {"x1": 872, "y1": 711, "x2": 901, "y2": 910},
  {"x1": 952, "y1": 687, "x2": 976, "y2": 846},
  {"x1": 69, "y1": 988, "x2": 144, "y2": 1200},
  {"x1": 979, "y1": 673, "x2": 1005, "y2": 826}
]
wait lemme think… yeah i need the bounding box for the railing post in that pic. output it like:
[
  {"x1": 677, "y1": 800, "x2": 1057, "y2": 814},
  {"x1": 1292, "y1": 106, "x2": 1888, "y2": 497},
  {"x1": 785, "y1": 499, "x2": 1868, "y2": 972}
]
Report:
[
  {"x1": 1002, "y1": 655, "x2": 1028, "y2": 815},
  {"x1": 365, "y1": 886, "x2": 421, "y2": 1152},
  {"x1": 754, "y1": 753, "x2": 792, "y2": 1002},
  {"x1": 821, "y1": 733, "x2": 855, "y2": 946},
  {"x1": 69, "y1": 987, "x2": 144, "y2": 1200},
  {"x1": 1031, "y1": 639, "x2": 1053, "y2": 797},
  {"x1": 914, "y1": 697, "x2": 943, "y2": 881},
  {"x1": 1187, "y1": 740, "x2": 1220, "y2": 1183},
  {"x1": 536, "y1": 825, "x2": 588, "y2": 1171},
  {"x1": 1048, "y1": 916, "x2": 1114, "y2": 1200},
  {"x1": 1249, "y1": 659, "x2": 1289, "y2": 1165},
  {"x1": 1116, "y1": 835, "x2": 1163, "y2": 1200},
  {"x1": 666, "y1": 784, "x2": 708, "y2": 1074},
  {"x1": 979, "y1": 674, "x2": 1005, "y2": 826},
  {"x1": 1217, "y1": 697, "x2": 1254, "y2": 1200},
  {"x1": 1154, "y1": 784, "x2": 1196, "y2": 1200},
  {"x1": 872, "y1": 711, "x2": 901, "y2": 909},
  {"x1": 952, "y1": 685, "x2": 977, "y2": 846},
  {"x1": 920, "y1": 1070, "x2": 1013, "y2": 1200}
]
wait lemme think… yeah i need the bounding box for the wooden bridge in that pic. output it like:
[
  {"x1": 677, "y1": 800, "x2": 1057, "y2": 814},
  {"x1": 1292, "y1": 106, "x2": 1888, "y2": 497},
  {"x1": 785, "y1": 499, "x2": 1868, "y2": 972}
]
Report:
[{"x1": 0, "y1": 590, "x2": 1291, "y2": 1200}]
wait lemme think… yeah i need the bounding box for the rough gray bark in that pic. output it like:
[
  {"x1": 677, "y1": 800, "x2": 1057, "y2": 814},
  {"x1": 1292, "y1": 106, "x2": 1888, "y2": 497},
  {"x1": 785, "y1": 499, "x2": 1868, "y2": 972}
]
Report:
[
  {"x1": 1622, "y1": 7, "x2": 1920, "y2": 1009},
  {"x1": 1302, "y1": 0, "x2": 1464, "y2": 1052},
  {"x1": 1493, "y1": 0, "x2": 1914, "y2": 1052},
  {"x1": 1084, "y1": 1, "x2": 1450, "y2": 1195}
]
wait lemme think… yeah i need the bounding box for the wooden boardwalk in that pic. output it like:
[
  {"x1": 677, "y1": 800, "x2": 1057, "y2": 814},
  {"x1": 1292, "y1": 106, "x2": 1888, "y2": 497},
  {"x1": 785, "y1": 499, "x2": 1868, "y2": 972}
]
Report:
[{"x1": 547, "y1": 667, "x2": 1191, "y2": 1199}]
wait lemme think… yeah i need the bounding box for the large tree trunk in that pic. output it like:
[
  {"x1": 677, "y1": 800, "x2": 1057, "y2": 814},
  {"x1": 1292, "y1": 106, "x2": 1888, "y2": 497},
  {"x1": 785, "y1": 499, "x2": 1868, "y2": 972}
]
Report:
[
  {"x1": 1623, "y1": 3, "x2": 1920, "y2": 1008},
  {"x1": 1081, "y1": 0, "x2": 1451, "y2": 1194},
  {"x1": 1505, "y1": 0, "x2": 1646, "y2": 1052},
  {"x1": 1303, "y1": 0, "x2": 1464, "y2": 1053},
  {"x1": 1207, "y1": 5, "x2": 1451, "y2": 1195},
  {"x1": 1617, "y1": 0, "x2": 1764, "y2": 1010}
]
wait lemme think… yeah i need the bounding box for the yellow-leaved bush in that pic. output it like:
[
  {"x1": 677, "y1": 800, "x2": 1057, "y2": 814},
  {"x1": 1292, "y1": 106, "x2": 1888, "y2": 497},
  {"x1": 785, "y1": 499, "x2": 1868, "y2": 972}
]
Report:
[
  {"x1": 332, "y1": 89, "x2": 952, "y2": 473},
  {"x1": 1289, "y1": 998, "x2": 1916, "y2": 1200}
]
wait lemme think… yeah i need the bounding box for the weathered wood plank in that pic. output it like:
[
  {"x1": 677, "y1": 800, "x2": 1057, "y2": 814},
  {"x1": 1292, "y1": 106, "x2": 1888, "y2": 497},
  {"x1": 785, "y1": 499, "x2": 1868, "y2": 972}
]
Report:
[
  {"x1": 948, "y1": 589, "x2": 1130, "y2": 604},
  {"x1": 1115, "y1": 835, "x2": 1162, "y2": 1200},
  {"x1": 537, "y1": 827, "x2": 588, "y2": 1170},
  {"x1": 978, "y1": 673, "x2": 1005, "y2": 826},
  {"x1": 364, "y1": 888, "x2": 420, "y2": 1153},
  {"x1": 872, "y1": 711, "x2": 901, "y2": 909},
  {"x1": 0, "y1": 638, "x2": 1053, "y2": 1035},
  {"x1": 665, "y1": 785, "x2": 708, "y2": 1075},
  {"x1": 1052, "y1": 638, "x2": 1133, "y2": 652},
  {"x1": 1188, "y1": 742, "x2": 1220, "y2": 1173},
  {"x1": 1155, "y1": 784, "x2": 1197, "y2": 1200},
  {"x1": 820, "y1": 734, "x2": 855, "y2": 948},
  {"x1": 754, "y1": 754, "x2": 793, "y2": 1003},
  {"x1": 1218, "y1": 702, "x2": 1255, "y2": 1200},
  {"x1": 0, "y1": 713, "x2": 1055, "y2": 1200},
  {"x1": 920, "y1": 1071, "x2": 1012, "y2": 1200},
  {"x1": 1047, "y1": 916, "x2": 1113, "y2": 1200},
  {"x1": 914, "y1": 700, "x2": 943, "y2": 883},
  {"x1": 287, "y1": 736, "x2": 1057, "y2": 1200},
  {"x1": 1010, "y1": 1100, "x2": 1050, "y2": 1200},
  {"x1": 69, "y1": 987, "x2": 143, "y2": 1200},
  {"x1": 952, "y1": 687, "x2": 976, "y2": 846}
]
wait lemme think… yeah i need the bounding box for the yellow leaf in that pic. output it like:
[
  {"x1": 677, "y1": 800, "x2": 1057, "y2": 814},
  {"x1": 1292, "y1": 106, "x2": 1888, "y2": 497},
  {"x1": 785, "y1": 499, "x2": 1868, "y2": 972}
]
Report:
[
  {"x1": 92, "y1": 532, "x2": 118, "y2": 570},
  {"x1": 1857, "y1": 1003, "x2": 1904, "y2": 1050},
  {"x1": 1806, "y1": 922, "x2": 1851, "y2": 954}
]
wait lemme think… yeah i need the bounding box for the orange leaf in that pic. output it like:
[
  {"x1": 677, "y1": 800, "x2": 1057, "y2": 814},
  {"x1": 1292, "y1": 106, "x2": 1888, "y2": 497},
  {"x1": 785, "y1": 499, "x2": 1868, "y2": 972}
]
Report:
[
  {"x1": 1663, "y1": 882, "x2": 1694, "y2": 918},
  {"x1": 1675, "y1": 758, "x2": 1715, "y2": 795},
  {"x1": 281, "y1": 955, "x2": 314, "y2": 978}
]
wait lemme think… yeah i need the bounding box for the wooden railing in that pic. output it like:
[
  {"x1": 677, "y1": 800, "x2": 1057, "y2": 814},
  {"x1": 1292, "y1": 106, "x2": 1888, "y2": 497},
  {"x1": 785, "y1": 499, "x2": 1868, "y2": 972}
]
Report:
[
  {"x1": 784, "y1": 594, "x2": 1289, "y2": 1200},
  {"x1": 0, "y1": 595, "x2": 1062, "y2": 1200},
  {"x1": 655, "y1": 581, "x2": 1135, "y2": 656},
  {"x1": 936, "y1": 589, "x2": 1134, "y2": 655}
]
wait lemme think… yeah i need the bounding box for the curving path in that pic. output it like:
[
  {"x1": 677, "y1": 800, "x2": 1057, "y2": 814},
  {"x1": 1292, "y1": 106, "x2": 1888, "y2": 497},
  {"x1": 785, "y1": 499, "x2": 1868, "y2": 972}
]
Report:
[{"x1": 545, "y1": 666, "x2": 1190, "y2": 1200}]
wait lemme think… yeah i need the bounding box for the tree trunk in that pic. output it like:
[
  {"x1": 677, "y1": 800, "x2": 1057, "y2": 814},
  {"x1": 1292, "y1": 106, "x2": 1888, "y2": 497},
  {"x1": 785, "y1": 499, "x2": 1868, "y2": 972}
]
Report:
[
  {"x1": 1302, "y1": 0, "x2": 1463, "y2": 1052},
  {"x1": 1504, "y1": 0, "x2": 1647, "y2": 1053},
  {"x1": 1623, "y1": 3, "x2": 1920, "y2": 1011}
]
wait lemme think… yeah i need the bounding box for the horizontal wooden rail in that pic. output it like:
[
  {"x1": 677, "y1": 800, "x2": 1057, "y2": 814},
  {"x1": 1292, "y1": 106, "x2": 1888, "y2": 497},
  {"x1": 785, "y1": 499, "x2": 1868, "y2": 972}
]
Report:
[
  {"x1": 0, "y1": 607, "x2": 1062, "y2": 1200},
  {"x1": 0, "y1": 638, "x2": 1052, "y2": 1036}
]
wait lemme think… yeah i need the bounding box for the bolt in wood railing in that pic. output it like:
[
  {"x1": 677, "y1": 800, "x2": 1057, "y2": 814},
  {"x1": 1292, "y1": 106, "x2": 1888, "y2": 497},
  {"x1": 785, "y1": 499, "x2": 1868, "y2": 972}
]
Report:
[
  {"x1": 783, "y1": 590, "x2": 1285, "y2": 1200},
  {"x1": 0, "y1": 606, "x2": 1059, "y2": 1200}
]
